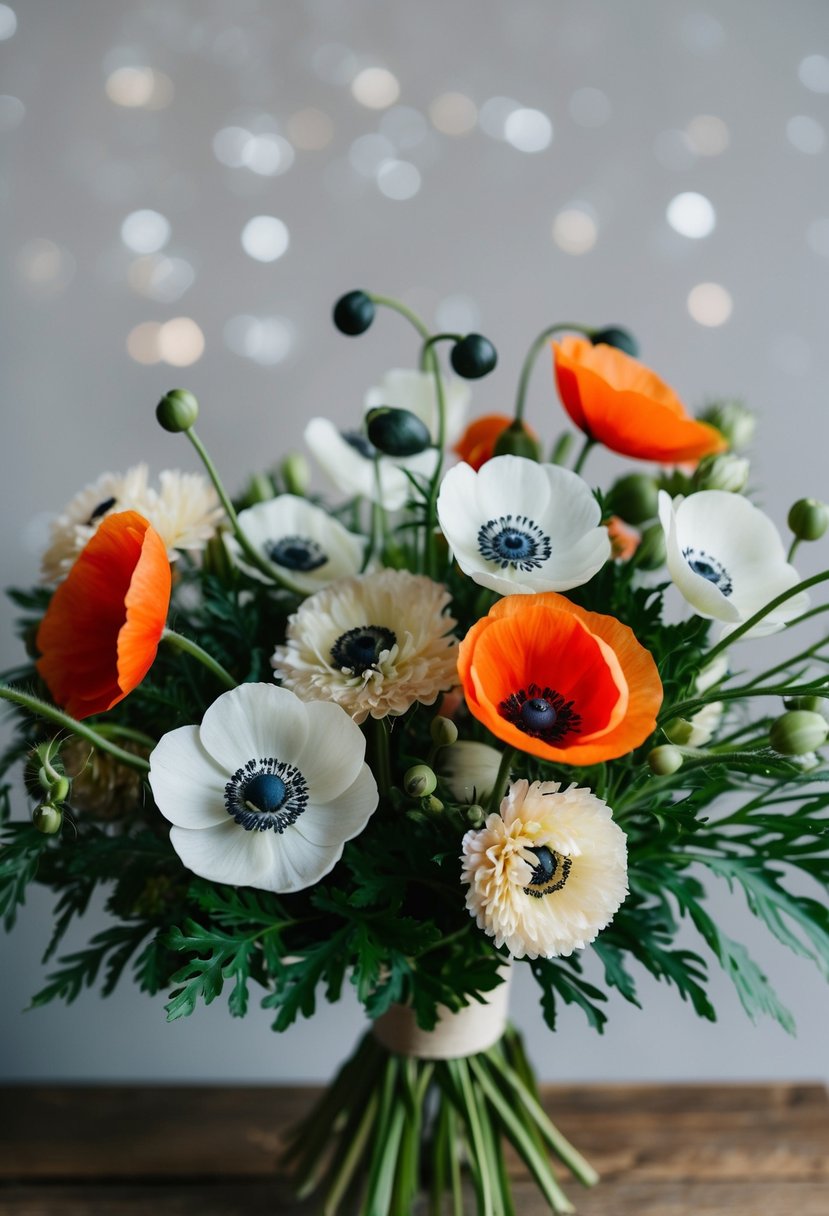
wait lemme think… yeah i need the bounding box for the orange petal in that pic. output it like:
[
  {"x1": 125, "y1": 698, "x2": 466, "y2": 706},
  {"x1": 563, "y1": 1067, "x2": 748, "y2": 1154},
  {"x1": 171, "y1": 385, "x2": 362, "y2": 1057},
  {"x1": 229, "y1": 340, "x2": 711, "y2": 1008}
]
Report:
[{"x1": 454, "y1": 414, "x2": 514, "y2": 470}]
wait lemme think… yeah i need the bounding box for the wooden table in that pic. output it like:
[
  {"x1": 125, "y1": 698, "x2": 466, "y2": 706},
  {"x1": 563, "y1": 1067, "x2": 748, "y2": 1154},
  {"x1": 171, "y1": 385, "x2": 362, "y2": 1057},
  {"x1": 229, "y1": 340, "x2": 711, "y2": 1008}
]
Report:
[{"x1": 1, "y1": 1083, "x2": 827, "y2": 1214}]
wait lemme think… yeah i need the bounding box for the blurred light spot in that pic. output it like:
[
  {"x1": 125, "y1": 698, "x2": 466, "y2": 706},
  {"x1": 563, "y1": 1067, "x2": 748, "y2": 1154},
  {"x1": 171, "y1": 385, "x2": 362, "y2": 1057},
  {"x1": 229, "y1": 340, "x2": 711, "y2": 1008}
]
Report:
[
  {"x1": 679, "y1": 12, "x2": 725, "y2": 54},
  {"x1": 478, "y1": 96, "x2": 520, "y2": 139},
  {"x1": 666, "y1": 192, "x2": 716, "y2": 238},
  {"x1": 377, "y1": 159, "x2": 421, "y2": 200},
  {"x1": 287, "y1": 107, "x2": 334, "y2": 150},
  {"x1": 245, "y1": 133, "x2": 294, "y2": 176},
  {"x1": 127, "y1": 321, "x2": 163, "y2": 364},
  {"x1": 799, "y1": 54, "x2": 829, "y2": 94},
  {"x1": 787, "y1": 114, "x2": 825, "y2": 154},
  {"x1": 568, "y1": 87, "x2": 611, "y2": 128},
  {"x1": 128, "y1": 254, "x2": 195, "y2": 303},
  {"x1": 0, "y1": 5, "x2": 17, "y2": 40},
  {"x1": 429, "y1": 92, "x2": 477, "y2": 135},
  {"x1": 158, "y1": 316, "x2": 205, "y2": 366},
  {"x1": 504, "y1": 107, "x2": 552, "y2": 152},
  {"x1": 349, "y1": 133, "x2": 396, "y2": 176},
  {"x1": 0, "y1": 94, "x2": 24, "y2": 131},
  {"x1": 685, "y1": 114, "x2": 729, "y2": 155},
  {"x1": 213, "y1": 126, "x2": 250, "y2": 167},
  {"x1": 552, "y1": 206, "x2": 597, "y2": 254},
  {"x1": 16, "y1": 239, "x2": 76, "y2": 297},
  {"x1": 806, "y1": 217, "x2": 829, "y2": 257},
  {"x1": 121, "y1": 209, "x2": 170, "y2": 254},
  {"x1": 241, "y1": 215, "x2": 289, "y2": 262},
  {"x1": 380, "y1": 106, "x2": 428, "y2": 150},
  {"x1": 312, "y1": 43, "x2": 358, "y2": 86},
  {"x1": 351, "y1": 67, "x2": 400, "y2": 109},
  {"x1": 106, "y1": 66, "x2": 173, "y2": 109},
  {"x1": 770, "y1": 333, "x2": 811, "y2": 377},
  {"x1": 224, "y1": 314, "x2": 295, "y2": 365},
  {"x1": 687, "y1": 282, "x2": 732, "y2": 326},
  {"x1": 435, "y1": 294, "x2": 481, "y2": 333},
  {"x1": 653, "y1": 129, "x2": 696, "y2": 171}
]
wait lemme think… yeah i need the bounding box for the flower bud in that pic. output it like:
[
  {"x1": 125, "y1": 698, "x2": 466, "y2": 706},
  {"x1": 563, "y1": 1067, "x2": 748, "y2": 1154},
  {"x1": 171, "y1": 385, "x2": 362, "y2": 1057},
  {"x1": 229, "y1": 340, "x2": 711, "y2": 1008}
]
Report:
[
  {"x1": 450, "y1": 334, "x2": 498, "y2": 379},
  {"x1": 648, "y1": 745, "x2": 684, "y2": 775},
  {"x1": 33, "y1": 803, "x2": 63, "y2": 834},
  {"x1": 788, "y1": 498, "x2": 828, "y2": 542},
  {"x1": 634, "y1": 522, "x2": 666, "y2": 570},
  {"x1": 366, "y1": 407, "x2": 432, "y2": 457},
  {"x1": 769, "y1": 710, "x2": 828, "y2": 756},
  {"x1": 492, "y1": 419, "x2": 541, "y2": 461},
  {"x1": 333, "y1": 290, "x2": 375, "y2": 336},
  {"x1": 430, "y1": 716, "x2": 458, "y2": 747},
  {"x1": 424, "y1": 795, "x2": 444, "y2": 813},
  {"x1": 784, "y1": 694, "x2": 826, "y2": 715},
  {"x1": 590, "y1": 326, "x2": 639, "y2": 358},
  {"x1": 692, "y1": 453, "x2": 750, "y2": 494},
  {"x1": 243, "y1": 473, "x2": 275, "y2": 505},
  {"x1": 606, "y1": 473, "x2": 659, "y2": 525},
  {"x1": 663, "y1": 718, "x2": 695, "y2": 746},
  {"x1": 281, "y1": 452, "x2": 310, "y2": 498},
  {"x1": 698, "y1": 399, "x2": 755, "y2": 450},
  {"x1": 404, "y1": 764, "x2": 438, "y2": 798},
  {"x1": 466, "y1": 804, "x2": 486, "y2": 827},
  {"x1": 156, "y1": 388, "x2": 199, "y2": 433}
]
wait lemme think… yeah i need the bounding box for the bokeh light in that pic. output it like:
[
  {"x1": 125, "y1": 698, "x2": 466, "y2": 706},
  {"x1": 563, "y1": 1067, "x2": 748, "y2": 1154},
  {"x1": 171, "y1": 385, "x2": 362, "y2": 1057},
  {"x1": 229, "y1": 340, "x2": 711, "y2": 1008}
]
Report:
[
  {"x1": 552, "y1": 206, "x2": 598, "y2": 254},
  {"x1": 351, "y1": 67, "x2": 400, "y2": 110},
  {"x1": 666, "y1": 192, "x2": 716, "y2": 238},
  {"x1": 241, "y1": 216, "x2": 290, "y2": 262},
  {"x1": 121, "y1": 210, "x2": 171, "y2": 255},
  {"x1": 687, "y1": 282, "x2": 732, "y2": 326},
  {"x1": 429, "y1": 92, "x2": 477, "y2": 136},
  {"x1": 503, "y1": 108, "x2": 552, "y2": 153}
]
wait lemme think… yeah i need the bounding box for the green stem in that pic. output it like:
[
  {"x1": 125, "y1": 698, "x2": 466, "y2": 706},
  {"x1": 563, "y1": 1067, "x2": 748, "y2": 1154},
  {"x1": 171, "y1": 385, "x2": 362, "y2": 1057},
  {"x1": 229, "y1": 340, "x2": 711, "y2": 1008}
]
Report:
[
  {"x1": 0, "y1": 685, "x2": 151, "y2": 773},
  {"x1": 487, "y1": 748, "x2": 515, "y2": 815},
  {"x1": 702, "y1": 569, "x2": 829, "y2": 669},
  {"x1": 371, "y1": 715, "x2": 393, "y2": 798},
  {"x1": 161, "y1": 629, "x2": 236, "y2": 690},
  {"x1": 787, "y1": 537, "x2": 801, "y2": 563},
  {"x1": 514, "y1": 322, "x2": 592, "y2": 423},
  {"x1": 421, "y1": 333, "x2": 462, "y2": 363},
  {"x1": 92, "y1": 722, "x2": 158, "y2": 749},
  {"x1": 571, "y1": 435, "x2": 596, "y2": 476},
  {"x1": 183, "y1": 426, "x2": 285, "y2": 584},
  {"x1": 662, "y1": 677, "x2": 829, "y2": 725}
]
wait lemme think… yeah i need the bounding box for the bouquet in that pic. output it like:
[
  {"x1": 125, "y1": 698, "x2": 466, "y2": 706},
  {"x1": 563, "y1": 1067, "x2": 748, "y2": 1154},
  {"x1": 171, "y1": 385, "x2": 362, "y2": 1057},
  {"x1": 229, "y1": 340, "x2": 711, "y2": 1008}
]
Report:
[{"x1": 2, "y1": 289, "x2": 828, "y2": 1215}]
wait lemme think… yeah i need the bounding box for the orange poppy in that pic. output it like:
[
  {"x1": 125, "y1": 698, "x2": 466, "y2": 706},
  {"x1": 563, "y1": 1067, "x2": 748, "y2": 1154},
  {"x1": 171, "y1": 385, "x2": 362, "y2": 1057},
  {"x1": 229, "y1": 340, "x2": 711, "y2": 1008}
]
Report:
[
  {"x1": 553, "y1": 336, "x2": 726, "y2": 464},
  {"x1": 458, "y1": 592, "x2": 662, "y2": 765},
  {"x1": 606, "y1": 516, "x2": 640, "y2": 562},
  {"x1": 454, "y1": 414, "x2": 537, "y2": 470},
  {"x1": 36, "y1": 510, "x2": 171, "y2": 719}
]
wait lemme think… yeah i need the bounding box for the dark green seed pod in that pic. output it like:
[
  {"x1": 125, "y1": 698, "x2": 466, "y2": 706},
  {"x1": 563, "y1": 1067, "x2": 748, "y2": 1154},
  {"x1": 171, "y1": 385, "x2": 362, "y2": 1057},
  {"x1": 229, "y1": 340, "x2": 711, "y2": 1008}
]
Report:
[
  {"x1": 450, "y1": 334, "x2": 498, "y2": 379},
  {"x1": 333, "y1": 290, "x2": 375, "y2": 336},
  {"x1": 606, "y1": 472, "x2": 659, "y2": 525},
  {"x1": 590, "y1": 326, "x2": 639, "y2": 358},
  {"x1": 493, "y1": 420, "x2": 541, "y2": 461},
  {"x1": 365, "y1": 406, "x2": 432, "y2": 457},
  {"x1": 156, "y1": 389, "x2": 199, "y2": 433}
]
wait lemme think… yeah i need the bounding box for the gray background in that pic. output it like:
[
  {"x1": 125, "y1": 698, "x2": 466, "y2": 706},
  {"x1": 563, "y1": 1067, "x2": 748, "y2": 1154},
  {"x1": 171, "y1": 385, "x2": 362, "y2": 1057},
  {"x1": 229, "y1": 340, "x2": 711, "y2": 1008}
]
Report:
[{"x1": 1, "y1": 0, "x2": 827, "y2": 1083}]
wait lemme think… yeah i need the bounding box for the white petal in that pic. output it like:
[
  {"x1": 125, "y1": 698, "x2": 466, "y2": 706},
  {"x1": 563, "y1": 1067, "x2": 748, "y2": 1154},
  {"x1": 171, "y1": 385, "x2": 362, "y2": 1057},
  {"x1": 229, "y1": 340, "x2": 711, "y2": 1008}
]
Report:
[
  {"x1": 474, "y1": 455, "x2": 552, "y2": 521},
  {"x1": 293, "y1": 700, "x2": 368, "y2": 801},
  {"x1": 199, "y1": 683, "x2": 310, "y2": 771},
  {"x1": 170, "y1": 819, "x2": 281, "y2": 888},
  {"x1": 305, "y1": 417, "x2": 411, "y2": 510},
  {"x1": 230, "y1": 495, "x2": 365, "y2": 591},
  {"x1": 296, "y1": 763, "x2": 378, "y2": 846},
  {"x1": 149, "y1": 726, "x2": 228, "y2": 828},
  {"x1": 258, "y1": 820, "x2": 346, "y2": 892},
  {"x1": 659, "y1": 491, "x2": 741, "y2": 621}
]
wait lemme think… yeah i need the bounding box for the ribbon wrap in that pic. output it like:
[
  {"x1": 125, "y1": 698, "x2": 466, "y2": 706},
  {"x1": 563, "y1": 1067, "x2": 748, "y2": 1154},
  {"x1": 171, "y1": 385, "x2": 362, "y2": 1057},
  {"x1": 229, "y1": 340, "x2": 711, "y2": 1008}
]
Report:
[{"x1": 371, "y1": 964, "x2": 512, "y2": 1060}]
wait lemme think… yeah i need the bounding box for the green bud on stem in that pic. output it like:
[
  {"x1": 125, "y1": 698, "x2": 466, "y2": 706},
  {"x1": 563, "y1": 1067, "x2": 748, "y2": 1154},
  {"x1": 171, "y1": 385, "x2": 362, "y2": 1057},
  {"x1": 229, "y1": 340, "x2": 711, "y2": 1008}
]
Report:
[
  {"x1": 648, "y1": 745, "x2": 684, "y2": 775},
  {"x1": 156, "y1": 389, "x2": 199, "y2": 433},
  {"x1": 788, "y1": 498, "x2": 828, "y2": 543},
  {"x1": 403, "y1": 764, "x2": 438, "y2": 798},
  {"x1": 769, "y1": 710, "x2": 828, "y2": 756}
]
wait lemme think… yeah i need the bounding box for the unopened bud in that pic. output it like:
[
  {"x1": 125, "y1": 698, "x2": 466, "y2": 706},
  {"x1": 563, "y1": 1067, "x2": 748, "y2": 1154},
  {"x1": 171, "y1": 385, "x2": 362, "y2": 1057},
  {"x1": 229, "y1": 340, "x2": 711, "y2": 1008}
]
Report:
[
  {"x1": 635, "y1": 522, "x2": 667, "y2": 570},
  {"x1": 788, "y1": 498, "x2": 828, "y2": 543},
  {"x1": 33, "y1": 803, "x2": 63, "y2": 834},
  {"x1": 692, "y1": 453, "x2": 750, "y2": 494},
  {"x1": 156, "y1": 388, "x2": 199, "y2": 433},
  {"x1": 590, "y1": 326, "x2": 639, "y2": 358},
  {"x1": 663, "y1": 718, "x2": 695, "y2": 746},
  {"x1": 243, "y1": 473, "x2": 275, "y2": 505},
  {"x1": 430, "y1": 716, "x2": 458, "y2": 748},
  {"x1": 607, "y1": 472, "x2": 659, "y2": 525},
  {"x1": 492, "y1": 419, "x2": 541, "y2": 461},
  {"x1": 784, "y1": 694, "x2": 826, "y2": 715},
  {"x1": 424, "y1": 795, "x2": 444, "y2": 813},
  {"x1": 648, "y1": 745, "x2": 684, "y2": 775},
  {"x1": 281, "y1": 453, "x2": 310, "y2": 498},
  {"x1": 698, "y1": 399, "x2": 756, "y2": 450},
  {"x1": 466, "y1": 804, "x2": 486, "y2": 827},
  {"x1": 769, "y1": 710, "x2": 828, "y2": 756},
  {"x1": 366, "y1": 407, "x2": 432, "y2": 457},
  {"x1": 403, "y1": 764, "x2": 438, "y2": 798}
]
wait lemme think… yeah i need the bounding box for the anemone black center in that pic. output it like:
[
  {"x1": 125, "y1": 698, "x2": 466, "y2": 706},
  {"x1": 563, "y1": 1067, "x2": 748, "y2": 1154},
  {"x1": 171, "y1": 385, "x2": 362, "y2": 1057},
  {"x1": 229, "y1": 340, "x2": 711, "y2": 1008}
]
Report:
[
  {"x1": 86, "y1": 496, "x2": 117, "y2": 525},
  {"x1": 267, "y1": 535, "x2": 327, "y2": 573},
  {"x1": 523, "y1": 845, "x2": 572, "y2": 898},
  {"x1": 341, "y1": 430, "x2": 378, "y2": 461},
  {"x1": 331, "y1": 625, "x2": 397, "y2": 676},
  {"x1": 499, "y1": 684, "x2": 580, "y2": 743},
  {"x1": 681, "y1": 546, "x2": 733, "y2": 596},
  {"x1": 224, "y1": 758, "x2": 308, "y2": 833},
  {"x1": 477, "y1": 514, "x2": 552, "y2": 572}
]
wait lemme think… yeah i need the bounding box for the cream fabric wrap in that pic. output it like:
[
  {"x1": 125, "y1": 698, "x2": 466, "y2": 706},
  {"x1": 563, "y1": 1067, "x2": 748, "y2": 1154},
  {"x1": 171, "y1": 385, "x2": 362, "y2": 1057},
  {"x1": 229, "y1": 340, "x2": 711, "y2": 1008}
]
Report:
[{"x1": 371, "y1": 964, "x2": 512, "y2": 1060}]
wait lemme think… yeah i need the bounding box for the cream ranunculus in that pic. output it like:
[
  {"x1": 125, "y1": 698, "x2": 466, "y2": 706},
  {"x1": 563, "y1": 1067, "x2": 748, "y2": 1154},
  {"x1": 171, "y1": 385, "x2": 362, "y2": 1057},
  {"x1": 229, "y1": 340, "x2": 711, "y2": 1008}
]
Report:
[
  {"x1": 149, "y1": 683, "x2": 378, "y2": 893},
  {"x1": 461, "y1": 778, "x2": 627, "y2": 959}
]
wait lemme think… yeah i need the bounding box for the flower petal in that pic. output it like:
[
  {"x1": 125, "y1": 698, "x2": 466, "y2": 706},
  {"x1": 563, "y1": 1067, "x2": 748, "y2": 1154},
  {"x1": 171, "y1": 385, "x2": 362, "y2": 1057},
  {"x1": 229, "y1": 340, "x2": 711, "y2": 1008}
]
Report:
[
  {"x1": 295, "y1": 763, "x2": 378, "y2": 846},
  {"x1": 293, "y1": 700, "x2": 368, "y2": 801},
  {"x1": 199, "y1": 683, "x2": 310, "y2": 771},
  {"x1": 170, "y1": 820, "x2": 281, "y2": 888},
  {"x1": 149, "y1": 725, "x2": 228, "y2": 828}
]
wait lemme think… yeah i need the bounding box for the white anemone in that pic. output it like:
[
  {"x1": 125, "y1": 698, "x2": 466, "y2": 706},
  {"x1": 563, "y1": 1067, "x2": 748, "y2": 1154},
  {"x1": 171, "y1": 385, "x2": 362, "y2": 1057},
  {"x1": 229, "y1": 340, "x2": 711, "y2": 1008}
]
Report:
[
  {"x1": 658, "y1": 490, "x2": 809, "y2": 637},
  {"x1": 304, "y1": 417, "x2": 437, "y2": 511},
  {"x1": 436, "y1": 455, "x2": 610, "y2": 595},
  {"x1": 440, "y1": 740, "x2": 505, "y2": 804},
  {"x1": 149, "y1": 683, "x2": 378, "y2": 893},
  {"x1": 364, "y1": 368, "x2": 471, "y2": 448},
  {"x1": 227, "y1": 495, "x2": 365, "y2": 593},
  {"x1": 461, "y1": 779, "x2": 628, "y2": 960}
]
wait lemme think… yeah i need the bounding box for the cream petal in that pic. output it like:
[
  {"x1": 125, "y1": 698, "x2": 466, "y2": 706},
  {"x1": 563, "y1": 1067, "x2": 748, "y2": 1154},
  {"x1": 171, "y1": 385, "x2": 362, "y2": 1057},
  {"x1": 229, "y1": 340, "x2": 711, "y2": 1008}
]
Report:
[
  {"x1": 199, "y1": 683, "x2": 310, "y2": 772},
  {"x1": 149, "y1": 725, "x2": 229, "y2": 828},
  {"x1": 170, "y1": 819, "x2": 280, "y2": 888}
]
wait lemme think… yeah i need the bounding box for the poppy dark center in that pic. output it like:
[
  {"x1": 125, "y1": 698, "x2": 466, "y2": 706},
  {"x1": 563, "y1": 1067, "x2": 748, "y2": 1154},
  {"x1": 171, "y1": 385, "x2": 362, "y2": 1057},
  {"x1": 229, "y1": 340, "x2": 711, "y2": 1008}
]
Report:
[
  {"x1": 224, "y1": 758, "x2": 308, "y2": 833},
  {"x1": 523, "y1": 845, "x2": 572, "y2": 898},
  {"x1": 331, "y1": 625, "x2": 397, "y2": 676},
  {"x1": 477, "y1": 514, "x2": 552, "y2": 572},
  {"x1": 681, "y1": 546, "x2": 733, "y2": 596},
  {"x1": 267, "y1": 535, "x2": 327, "y2": 572},
  {"x1": 499, "y1": 684, "x2": 581, "y2": 743}
]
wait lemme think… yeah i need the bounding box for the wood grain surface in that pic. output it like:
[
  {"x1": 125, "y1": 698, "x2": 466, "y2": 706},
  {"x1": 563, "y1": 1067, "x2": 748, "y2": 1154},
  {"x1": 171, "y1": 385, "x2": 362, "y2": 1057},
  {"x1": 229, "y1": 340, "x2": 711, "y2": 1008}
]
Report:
[{"x1": 1, "y1": 1083, "x2": 827, "y2": 1214}]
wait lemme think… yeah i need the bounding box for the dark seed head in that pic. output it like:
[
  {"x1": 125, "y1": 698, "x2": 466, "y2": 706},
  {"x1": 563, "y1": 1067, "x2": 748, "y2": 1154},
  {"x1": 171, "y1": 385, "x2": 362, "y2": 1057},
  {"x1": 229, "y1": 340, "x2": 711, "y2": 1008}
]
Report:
[
  {"x1": 333, "y1": 290, "x2": 375, "y2": 336},
  {"x1": 520, "y1": 697, "x2": 557, "y2": 732},
  {"x1": 450, "y1": 333, "x2": 498, "y2": 379},
  {"x1": 366, "y1": 406, "x2": 432, "y2": 457},
  {"x1": 590, "y1": 326, "x2": 639, "y2": 359}
]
